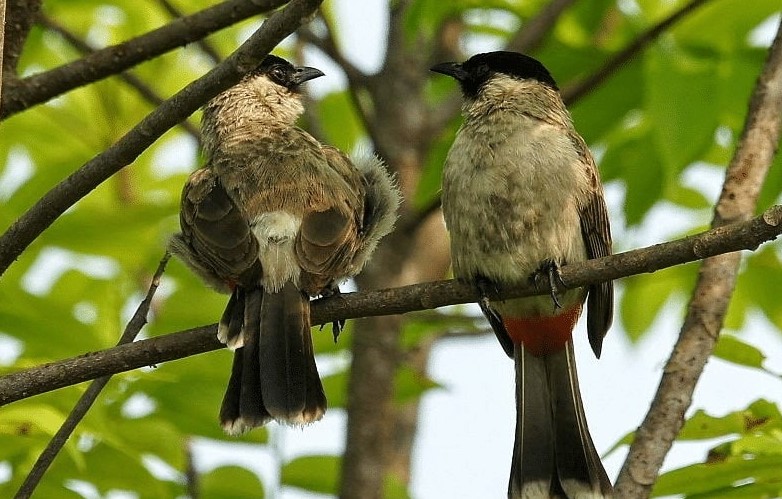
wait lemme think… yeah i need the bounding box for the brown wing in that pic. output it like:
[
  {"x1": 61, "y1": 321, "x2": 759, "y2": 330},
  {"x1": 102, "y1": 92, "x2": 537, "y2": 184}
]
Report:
[
  {"x1": 170, "y1": 167, "x2": 261, "y2": 290},
  {"x1": 574, "y1": 138, "x2": 614, "y2": 358},
  {"x1": 295, "y1": 145, "x2": 366, "y2": 293}
]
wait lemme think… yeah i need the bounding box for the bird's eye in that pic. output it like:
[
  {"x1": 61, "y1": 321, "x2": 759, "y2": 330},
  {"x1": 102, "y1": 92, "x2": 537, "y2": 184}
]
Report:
[{"x1": 269, "y1": 66, "x2": 287, "y2": 84}]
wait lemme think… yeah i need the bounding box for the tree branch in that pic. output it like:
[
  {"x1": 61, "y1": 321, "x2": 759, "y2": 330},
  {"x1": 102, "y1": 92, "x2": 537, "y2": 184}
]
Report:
[
  {"x1": 14, "y1": 253, "x2": 170, "y2": 499},
  {"x1": 37, "y1": 14, "x2": 202, "y2": 143},
  {"x1": 0, "y1": 0, "x2": 324, "y2": 278},
  {"x1": 1, "y1": 207, "x2": 779, "y2": 406},
  {"x1": 0, "y1": 0, "x2": 6, "y2": 101},
  {"x1": 561, "y1": 0, "x2": 710, "y2": 105},
  {"x1": 1, "y1": 0, "x2": 41, "y2": 77},
  {"x1": 0, "y1": 0, "x2": 288, "y2": 119},
  {"x1": 615, "y1": 20, "x2": 782, "y2": 497}
]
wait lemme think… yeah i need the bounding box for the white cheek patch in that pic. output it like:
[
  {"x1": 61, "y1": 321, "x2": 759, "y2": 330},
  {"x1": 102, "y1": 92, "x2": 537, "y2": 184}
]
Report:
[{"x1": 251, "y1": 211, "x2": 302, "y2": 292}]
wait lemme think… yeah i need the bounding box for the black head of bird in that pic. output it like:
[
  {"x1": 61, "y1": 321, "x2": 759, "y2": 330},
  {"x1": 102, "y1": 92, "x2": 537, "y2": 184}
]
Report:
[
  {"x1": 430, "y1": 51, "x2": 558, "y2": 98},
  {"x1": 245, "y1": 54, "x2": 325, "y2": 91}
]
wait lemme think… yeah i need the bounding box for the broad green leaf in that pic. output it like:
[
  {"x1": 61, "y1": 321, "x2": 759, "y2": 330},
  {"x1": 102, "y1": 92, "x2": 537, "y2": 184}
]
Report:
[
  {"x1": 645, "y1": 45, "x2": 719, "y2": 173},
  {"x1": 713, "y1": 335, "x2": 769, "y2": 373},
  {"x1": 384, "y1": 473, "x2": 412, "y2": 499},
  {"x1": 316, "y1": 91, "x2": 364, "y2": 153},
  {"x1": 674, "y1": 0, "x2": 782, "y2": 53},
  {"x1": 321, "y1": 370, "x2": 349, "y2": 409},
  {"x1": 415, "y1": 118, "x2": 460, "y2": 209},
  {"x1": 619, "y1": 266, "x2": 690, "y2": 341},
  {"x1": 686, "y1": 482, "x2": 782, "y2": 499},
  {"x1": 666, "y1": 184, "x2": 711, "y2": 210},
  {"x1": 394, "y1": 366, "x2": 443, "y2": 404},
  {"x1": 281, "y1": 454, "x2": 340, "y2": 494},
  {"x1": 200, "y1": 465, "x2": 265, "y2": 498},
  {"x1": 652, "y1": 455, "x2": 782, "y2": 497},
  {"x1": 401, "y1": 310, "x2": 483, "y2": 349},
  {"x1": 677, "y1": 409, "x2": 750, "y2": 441},
  {"x1": 570, "y1": 56, "x2": 644, "y2": 145},
  {"x1": 600, "y1": 125, "x2": 665, "y2": 225}
]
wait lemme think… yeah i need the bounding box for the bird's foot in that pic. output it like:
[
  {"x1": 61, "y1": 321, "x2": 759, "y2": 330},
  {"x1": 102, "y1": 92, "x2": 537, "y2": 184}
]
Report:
[
  {"x1": 531, "y1": 259, "x2": 566, "y2": 311},
  {"x1": 475, "y1": 275, "x2": 506, "y2": 334},
  {"x1": 318, "y1": 284, "x2": 345, "y2": 343}
]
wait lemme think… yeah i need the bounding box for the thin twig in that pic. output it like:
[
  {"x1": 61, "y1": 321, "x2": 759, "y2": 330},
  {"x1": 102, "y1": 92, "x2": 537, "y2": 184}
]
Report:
[
  {"x1": 14, "y1": 252, "x2": 171, "y2": 499},
  {"x1": 561, "y1": 0, "x2": 710, "y2": 105},
  {"x1": 0, "y1": 0, "x2": 325, "y2": 278},
  {"x1": 1, "y1": 206, "x2": 779, "y2": 406},
  {"x1": 615, "y1": 20, "x2": 782, "y2": 497},
  {"x1": 37, "y1": 14, "x2": 202, "y2": 143},
  {"x1": 0, "y1": 0, "x2": 288, "y2": 119},
  {"x1": 156, "y1": 0, "x2": 222, "y2": 65}
]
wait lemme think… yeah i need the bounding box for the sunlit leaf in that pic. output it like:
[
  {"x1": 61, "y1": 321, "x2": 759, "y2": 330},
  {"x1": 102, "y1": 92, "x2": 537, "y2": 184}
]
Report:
[
  {"x1": 200, "y1": 465, "x2": 265, "y2": 498},
  {"x1": 281, "y1": 454, "x2": 340, "y2": 494}
]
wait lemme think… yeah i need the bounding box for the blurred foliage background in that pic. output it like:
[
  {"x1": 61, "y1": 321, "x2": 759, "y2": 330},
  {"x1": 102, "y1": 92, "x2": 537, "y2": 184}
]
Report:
[{"x1": 1, "y1": 0, "x2": 781, "y2": 497}]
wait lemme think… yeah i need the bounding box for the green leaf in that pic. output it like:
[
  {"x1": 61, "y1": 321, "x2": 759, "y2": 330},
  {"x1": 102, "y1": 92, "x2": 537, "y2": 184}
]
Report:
[
  {"x1": 200, "y1": 465, "x2": 265, "y2": 498},
  {"x1": 674, "y1": 0, "x2": 782, "y2": 53},
  {"x1": 713, "y1": 335, "x2": 768, "y2": 372},
  {"x1": 281, "y1": 454, "x2": 340, "y2": 494},
  {"x1": 316, "y1": 91, "x2": 364, "y2": 153},
  {"x1": 600, "y1": 124, "x2": 665, "y2": 225},
  {"x1": 415, "y1": 118, "x2": 460, "y2": 209},
  {"x1": 645, "y1": 45, "x2": 719, "y2": 173},
  {"x1": 384, "y1": 473, "x2": 412, "y2": 499},
  {"x1": 394, "y1": 366, "x2": 443, "y2": 404},
  {"x1": 678, "y1": 400, "x2": 782, "y2": 441},
  {"x1": 321, "y1": 369, "x2": 349, "y2": 409},
  {"x1": 619, "y1": 266, "x2": 692, "y2": 341},
  {"x1": 652, "y1": 455, "x2": 782, "y2": 497},
  {"x1": 666, "y1": 184, "x2": 711, "y2": 210},
  {"x1": 570, "y1": 57, "x2": 644, "y2": 144},
  {"x1": 677, "y1": 409, "x2": 748, "y2": 441}
]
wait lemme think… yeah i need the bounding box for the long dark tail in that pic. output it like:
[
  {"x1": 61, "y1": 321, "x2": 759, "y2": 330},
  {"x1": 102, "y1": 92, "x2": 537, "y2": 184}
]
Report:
[
  {"x1": 510, "y1": 342, "x2": 612, "y2": 498},
  {"x1": 219, "y1": 282, "x2": 326, "y2": 433}
]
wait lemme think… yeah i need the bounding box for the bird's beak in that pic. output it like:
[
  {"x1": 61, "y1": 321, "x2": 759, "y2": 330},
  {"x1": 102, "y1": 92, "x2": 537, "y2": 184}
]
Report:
[
  {"x1": 430, "y1": 62, "x2": 469, "y2": 81},
  {"x1": 291, "y1": 66, "x2": 326, "y2": 85}
]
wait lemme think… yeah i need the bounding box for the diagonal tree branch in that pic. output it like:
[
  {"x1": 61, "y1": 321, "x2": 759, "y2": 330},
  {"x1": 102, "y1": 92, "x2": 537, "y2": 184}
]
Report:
[
  {"x1": 0, "y1": 0, "x2": 324, "y2": 279},
  {"x1": 37, "y1": 14, "x2": 202, "y2": 143},
  {"x1": 14, "y1": 253, "x2": 171, "y2": 499},
  {"x1": 0, "y1": 0, "x2": 288, "y2": 120},
  {"x1": 615, "y1": 19, "x2": 782, "y2": 497},
  {"x1": 1, "y1": 206, "x2": 779, "y2": 407}
]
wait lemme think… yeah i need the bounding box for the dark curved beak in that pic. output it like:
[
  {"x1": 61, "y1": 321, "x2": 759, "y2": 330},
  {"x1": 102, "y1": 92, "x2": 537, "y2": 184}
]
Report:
[
  {"x1": 291, "y1": 66, "x2": 326, "y2": 85},
  {"x1": 430, "y1": 62, "x2": 469, "y2": 81}
]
